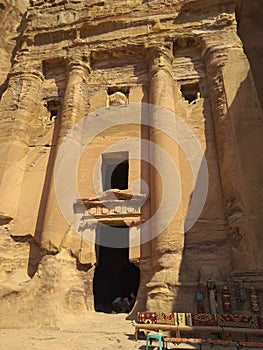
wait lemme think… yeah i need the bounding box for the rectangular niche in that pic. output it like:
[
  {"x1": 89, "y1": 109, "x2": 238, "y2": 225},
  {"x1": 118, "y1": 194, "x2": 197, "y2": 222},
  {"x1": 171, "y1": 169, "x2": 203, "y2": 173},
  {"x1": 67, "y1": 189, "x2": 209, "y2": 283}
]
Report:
[
  {"x1": 102, "y1": 151, "x2": 129, "y2": 191},
  {"x1": 42, "y1": 57, "x2": 66, "y2": 79}
]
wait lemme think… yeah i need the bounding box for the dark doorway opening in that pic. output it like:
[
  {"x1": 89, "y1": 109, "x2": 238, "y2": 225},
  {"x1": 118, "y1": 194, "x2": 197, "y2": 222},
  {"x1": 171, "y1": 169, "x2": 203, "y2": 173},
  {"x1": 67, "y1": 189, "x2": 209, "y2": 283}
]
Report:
[
  {"x1": 110, "y1": 160, "x2": 129, "y2": 190},
  {"x1": 93, "y1": 225, "x2": 140, "y2": 313},
  {"x1": 102, "y1": 152, "x2": 129, "y2": 191}
]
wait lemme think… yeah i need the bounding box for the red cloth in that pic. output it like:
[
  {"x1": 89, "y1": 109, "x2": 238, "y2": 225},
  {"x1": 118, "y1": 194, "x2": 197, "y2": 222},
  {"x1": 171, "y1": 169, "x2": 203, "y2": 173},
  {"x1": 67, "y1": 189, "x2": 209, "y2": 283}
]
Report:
[
  {"x1": 164, "y1": 338, "x2": 189, "y2": 342},
  {"x1": 157, "y1": 312, "x2": 176, "y2": 325},
  {"x1": 239, "y1": 342, "x2": 263, "y2": 347},
  {"x1": 137, "y1": 312, "x2": 157, "y2": 324},
  {"x1": 211, "y1": 340, "x2": 236, "y2": 345},
  {"x1": 164, "y1": 338, "x2": 213, "y2": 344},
  {"x1": 191, "y1": 313, "x2": 218, "y2": 326},
  {"x1": 218, "y1": 314, "x2": 263, "y2": 329}
]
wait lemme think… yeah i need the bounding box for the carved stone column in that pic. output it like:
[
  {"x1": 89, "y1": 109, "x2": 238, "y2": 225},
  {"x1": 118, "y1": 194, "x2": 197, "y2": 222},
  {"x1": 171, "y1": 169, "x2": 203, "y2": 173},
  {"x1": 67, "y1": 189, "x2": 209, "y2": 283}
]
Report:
[
  {"x1": 39, "y1": 51, "x2": 94, "y2": 263},
  {"x1": 146, "y1": 45, "x2": 184, "y2": 310},
  {"x1": 201, "y1": 32, "x2": 263, "y2": 276},
  {"x1": 0, "y1": 67, "x2": 43, "y2": 221}
]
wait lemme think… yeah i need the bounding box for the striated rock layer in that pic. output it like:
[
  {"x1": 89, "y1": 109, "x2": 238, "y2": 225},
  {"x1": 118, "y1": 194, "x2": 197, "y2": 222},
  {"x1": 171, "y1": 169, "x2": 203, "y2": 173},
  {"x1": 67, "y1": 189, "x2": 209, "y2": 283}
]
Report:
[{"x1": 0, "y1": 0, "x2": 262, "y2": 328}]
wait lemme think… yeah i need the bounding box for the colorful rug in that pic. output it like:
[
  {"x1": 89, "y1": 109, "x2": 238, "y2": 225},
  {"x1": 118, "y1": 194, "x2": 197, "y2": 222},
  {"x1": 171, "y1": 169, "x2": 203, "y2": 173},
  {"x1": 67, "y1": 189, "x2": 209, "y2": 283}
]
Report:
[
  {"x1": 197, "y1": 303, "x2": 205, "y2": 313},
  {"x1": 177, "y1": 312, "x2": 187, "y2": 326},
  {"x1": 222, "y1": 285, "x2": 232, "y2": 313},
  {"x1": 156, "y1": 312, "x2": 176, "y2": 325},
  {"x1": 217, "y1": 314, "x2": 263, "y2": 329},
  {"x1": 137, "y1": 312, "x2": 157, "y2": 324},
  {"x1": 191, "y1": 313, "x2": 218, "y2": 327},
  {"x1": 195, "y1": 290, "x2": 205, "y2": 313},
  {"x1": 185, "y1": 313, "x2": 192, "y2": 326}
]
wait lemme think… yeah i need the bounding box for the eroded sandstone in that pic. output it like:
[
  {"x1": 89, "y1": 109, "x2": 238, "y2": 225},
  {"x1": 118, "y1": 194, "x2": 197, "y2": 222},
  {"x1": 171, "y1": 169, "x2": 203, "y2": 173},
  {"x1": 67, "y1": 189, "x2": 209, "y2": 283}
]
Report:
[{"x1": 0, "y1": 0, "x2": 262, "y2": 328}]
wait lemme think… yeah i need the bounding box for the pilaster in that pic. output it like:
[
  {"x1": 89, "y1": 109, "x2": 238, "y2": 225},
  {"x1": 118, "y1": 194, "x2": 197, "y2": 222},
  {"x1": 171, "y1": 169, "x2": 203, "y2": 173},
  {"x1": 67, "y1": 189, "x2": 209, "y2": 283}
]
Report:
[
  {"x1": 0, "y1": 66, "x2": 43, "y2": 221},
  {"x1": 201, "y1": 32, "x2": 263, "y2": 275},
  {"x1": 39, "y1": 50, "x2": 92, "y2": 261}
]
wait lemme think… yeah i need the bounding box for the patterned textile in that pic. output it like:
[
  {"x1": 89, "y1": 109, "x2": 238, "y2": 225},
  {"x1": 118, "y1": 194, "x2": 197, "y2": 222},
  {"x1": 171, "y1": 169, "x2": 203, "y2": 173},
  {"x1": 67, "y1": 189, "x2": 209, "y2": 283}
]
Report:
[
  {"x1": 195, "y1": 290, "x2": 205, "y2": 303},
  {"x1": 197, "y1": 303, "x2": 205, "y2": 314},
  {"x1": 187, "y1": 339, "x2": 204, "y2": 343},
  {"x1": 234, "y1": 283, "x2": 246, "y2": 310},
  {"x1": 191, "y1": 313, "x2": 218, "y2": 327},
  {"x1": 239, "y1": 342, "x2": 263, "y2": 348},
  {"x1": 164, "y1": 338, "x2": 213, "y2": 344},
  {"x1": 156, "y1": 312, "x2": 176, "y2": 325},
  {"x1": 250, "y1": 287, "x2": 260, "y2": 313},
  {"x1": 164, "y1": 338, "x2": 189, "y2": 343},
  {"x1": 185, "y1": 313, "x2": 192, "y2": 326},
  {"x1": 211, "y1": 340, "x2": 236, "y2": 346},
  {"x1": 177, "y1": 312, "x2": 187, "y2": 326},
  {"x1": 217, "y1": 314, "x2": 263, "y2": 329},
  {"x1": 222, "y1": 285, "x2": 232, "y2": 313},
  {"x1": 137, "y1": 312, "x2": 157, "y2": 324}
]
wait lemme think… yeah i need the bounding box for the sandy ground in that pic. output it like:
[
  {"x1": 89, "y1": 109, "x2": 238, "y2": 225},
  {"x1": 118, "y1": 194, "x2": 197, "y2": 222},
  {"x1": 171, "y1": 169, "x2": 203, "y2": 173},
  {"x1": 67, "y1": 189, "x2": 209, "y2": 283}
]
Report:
[
  {"x1": 0, "y1": 312, "x2": 259, "y2": 350},
  {"x1": 0, "y1": 312, "x2": 145, "y2": 350}
]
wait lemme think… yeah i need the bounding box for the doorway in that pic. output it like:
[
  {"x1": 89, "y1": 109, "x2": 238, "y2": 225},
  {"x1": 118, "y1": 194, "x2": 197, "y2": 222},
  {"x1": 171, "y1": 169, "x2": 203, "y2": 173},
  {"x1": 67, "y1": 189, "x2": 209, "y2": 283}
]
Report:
[{"x1": 93, "y1": 224, "x2": 140, "y2": 313}]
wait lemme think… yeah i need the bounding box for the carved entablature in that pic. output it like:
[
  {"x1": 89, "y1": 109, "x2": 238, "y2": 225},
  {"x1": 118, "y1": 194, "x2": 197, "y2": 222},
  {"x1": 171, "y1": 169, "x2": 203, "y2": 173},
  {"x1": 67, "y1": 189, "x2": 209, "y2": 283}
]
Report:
[{"x1": 74, "y1": 189, "x2": 146, "y2": 224}]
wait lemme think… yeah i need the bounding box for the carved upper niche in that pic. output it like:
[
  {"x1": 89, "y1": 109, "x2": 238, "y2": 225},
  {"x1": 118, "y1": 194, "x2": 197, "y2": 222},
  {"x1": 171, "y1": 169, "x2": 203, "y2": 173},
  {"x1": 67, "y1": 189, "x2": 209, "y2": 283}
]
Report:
[
  {"x1": 180, "y1": 81, "x2": 201, "y2": 104},
  {"x1": 34, "y1": 29, "x2": 76, "y2": 46},
  {"x1": 107, "y1": 86, "x2": 129, "y2": 107},
  {"x1": 173, "y1": 36, "x2": 200, "y2": 51},
  {"x1": 42, "y1": 57, "x2": 66, "y2": 78},
  {"x1": 90, "y1": 45, "x2": 145, "y2": 68}
]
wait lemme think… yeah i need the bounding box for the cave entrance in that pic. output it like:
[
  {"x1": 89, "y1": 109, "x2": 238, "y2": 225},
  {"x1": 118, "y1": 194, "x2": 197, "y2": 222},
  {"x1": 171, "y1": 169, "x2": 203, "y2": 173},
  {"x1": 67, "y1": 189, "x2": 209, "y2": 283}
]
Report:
[{"x1": 93, "y1": 224, "x2": 140, "y2": 313}]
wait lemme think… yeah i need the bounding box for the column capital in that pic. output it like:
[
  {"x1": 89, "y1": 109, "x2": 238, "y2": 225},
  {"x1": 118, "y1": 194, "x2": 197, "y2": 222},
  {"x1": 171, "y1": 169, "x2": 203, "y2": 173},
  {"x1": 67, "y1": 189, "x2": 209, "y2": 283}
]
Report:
[
  {"x1": 9, "y1": 67, "x2": 44, "y2": 81},
  {"x1": 67, "y1": 51, "x2": 91, "y2": 75},
  {"x1": 145, "y1": 44, "x2": 173, "y2": 78},
  {"x1": 200, "y1": 34, "x2": 229, "y2": 67}
]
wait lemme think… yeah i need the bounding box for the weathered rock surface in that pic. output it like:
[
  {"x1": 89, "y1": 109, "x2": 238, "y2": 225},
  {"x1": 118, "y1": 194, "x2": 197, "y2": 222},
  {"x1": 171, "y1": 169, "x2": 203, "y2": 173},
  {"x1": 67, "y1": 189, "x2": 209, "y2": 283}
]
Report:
[
  {"x1": 0, "y1": 226, "x2": 94, "y2": 328},
  {"x1": 0, "y1": 0, "x2": 30, "y2": 91},
  {"x1": 0, "y1": 0, "x2": 263, "y2": 330}
]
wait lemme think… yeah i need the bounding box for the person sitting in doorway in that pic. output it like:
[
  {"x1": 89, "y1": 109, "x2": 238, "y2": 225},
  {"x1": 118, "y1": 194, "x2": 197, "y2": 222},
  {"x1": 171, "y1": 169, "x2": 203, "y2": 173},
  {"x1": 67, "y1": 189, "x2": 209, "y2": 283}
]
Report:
[
  {"x1": 112, "y1": 293, "x2": 135, "y2": 313},
  {"x1": 128, "y1": 291, "x2": 136, "y2": 310}
]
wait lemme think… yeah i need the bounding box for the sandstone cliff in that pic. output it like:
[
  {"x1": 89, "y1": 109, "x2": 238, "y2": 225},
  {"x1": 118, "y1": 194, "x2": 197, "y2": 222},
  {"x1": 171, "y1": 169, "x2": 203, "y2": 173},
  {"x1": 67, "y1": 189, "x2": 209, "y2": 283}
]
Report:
[{"x1": 0, "y1": 0, "x2": 262, "y2": 328}]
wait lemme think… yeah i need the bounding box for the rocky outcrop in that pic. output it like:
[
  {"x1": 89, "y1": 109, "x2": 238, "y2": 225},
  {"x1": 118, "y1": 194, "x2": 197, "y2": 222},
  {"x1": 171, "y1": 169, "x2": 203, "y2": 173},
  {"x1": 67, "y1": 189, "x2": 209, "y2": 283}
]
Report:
[
  {"x1": 0, "y1": 0, "x2": 30, "y2": 92},
  {"x1": 0, "y1": 0, "x2": 263, "y2": 327},
  {"x1": 0, "y1": 226, "x2": 94, "y2": 328}
]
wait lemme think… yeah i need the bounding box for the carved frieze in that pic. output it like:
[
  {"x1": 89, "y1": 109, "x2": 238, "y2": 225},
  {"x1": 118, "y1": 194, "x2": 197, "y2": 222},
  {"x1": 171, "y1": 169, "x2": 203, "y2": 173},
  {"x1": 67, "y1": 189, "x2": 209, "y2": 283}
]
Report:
[{"x1": 74, "y1": 190, "x2": 146, "y2": 221}]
